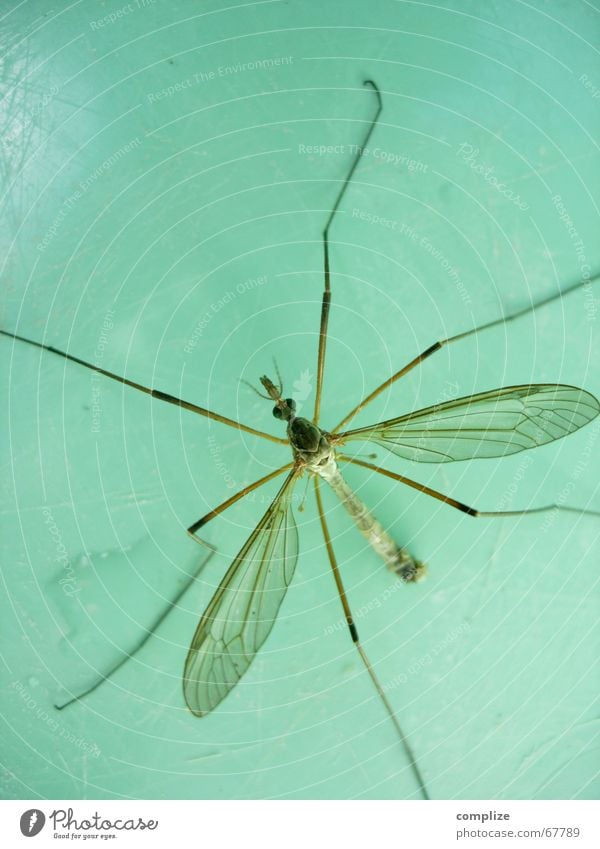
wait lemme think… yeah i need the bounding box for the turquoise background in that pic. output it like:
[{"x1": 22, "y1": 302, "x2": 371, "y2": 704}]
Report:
[{"x1": 1, "y1": 0, "x2": 599, "y2": 800}]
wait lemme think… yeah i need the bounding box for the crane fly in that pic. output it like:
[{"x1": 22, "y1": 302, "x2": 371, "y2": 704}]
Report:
[{"x1": 3, "y1": 80, "x2": 599, "y2": 801}]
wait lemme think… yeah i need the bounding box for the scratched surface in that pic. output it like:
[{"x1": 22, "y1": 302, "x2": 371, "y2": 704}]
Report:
[{"x1": 1, "y1": 0, "x2": 599, "y2": 800}]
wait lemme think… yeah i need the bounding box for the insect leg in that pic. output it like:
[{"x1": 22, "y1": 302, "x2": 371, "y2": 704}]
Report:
[
  {"x1": 1, "y1": 329, "x2": 287, "y2": 444},
  {"x1": 56, "y1": 465, "x2": 295, "y2": 711},
  {"x1": 340, "y1": 456, "x2": 600, "y2": 521},
  {"x1": 187, "y1": 462, "x2": 295, "y2": 539},
  {"x1": 313, "y1": 80, "x2": 383, "y2": 424},
  {"x1": 314, "y1": 475, "x2": 430, "y2": 800},
  {"x1": 55, "y1": 547, "x2": 214, "y2": 711},
  {"x1": 332, "y1": 271, "x2": 600, "y2": 433}
]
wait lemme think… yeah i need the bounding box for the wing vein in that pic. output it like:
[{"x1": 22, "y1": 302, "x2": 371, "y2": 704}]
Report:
[
  {"x1": 183, "y1": 466, "x2": 302, "y2": 716},
  {"x1": 334, "y1": 385, "x2": 599, "y2": 464}
]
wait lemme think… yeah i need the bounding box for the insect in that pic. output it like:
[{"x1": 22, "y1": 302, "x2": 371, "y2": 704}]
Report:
[{"x1": 2, "y1": 80, "x2": 599, "y2": 801}]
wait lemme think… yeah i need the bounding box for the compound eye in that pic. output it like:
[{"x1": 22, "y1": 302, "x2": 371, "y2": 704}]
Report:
[
  {"x1": 285, "y1": 398, "x2": 296, "y2": 411},
  {"x1": 272, "y1": 405, "x2": 283, "y2": 419}
]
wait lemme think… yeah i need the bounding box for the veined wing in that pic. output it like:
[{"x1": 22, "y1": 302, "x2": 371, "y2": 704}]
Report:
[
  {"x1": 183, "y1": 466, "x2": 301, "y2": 716},
  {"x1": 333, "y1": 385, "x2": 599, "y2": 463}
]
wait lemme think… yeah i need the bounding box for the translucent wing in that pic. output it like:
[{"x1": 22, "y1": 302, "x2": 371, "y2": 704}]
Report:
[
  {"x1": 334, "y1": 384, "x2": 599, "y2": 463},
  {"x1": 183, "y1": 467, "x2": 301, "y2": 716}
]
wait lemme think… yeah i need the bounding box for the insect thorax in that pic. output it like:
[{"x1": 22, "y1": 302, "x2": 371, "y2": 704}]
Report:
[{"x1": 288, "y1": 416, "x2": 335, "y2": 471}]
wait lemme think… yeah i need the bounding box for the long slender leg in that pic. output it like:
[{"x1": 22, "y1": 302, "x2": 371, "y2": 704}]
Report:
[
  {"x1": 341, "y1": 455, "x2": 600, "y2": 520},
  {"x1": 187, "y1": 462, "x2": 294, "y2": 538},
  {"x1": 332, "y1": 271, "x2": 600, "y2": 433},
  {"x1": 56, "y1": 465, "x2": 293, "y2": 710},
  {"x1": 55, "y1": 547, "x2": 214, "y2": 711},
  {"x1": 314, "y1": 475, "x2": 429, "y2": 800},
  {"x1": 1, "y1": 329, "x2": 287, "y2": 445},
  {"x1": 313, "y1": 80, "x2": 383, "y2": 424}
]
